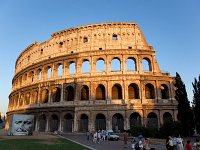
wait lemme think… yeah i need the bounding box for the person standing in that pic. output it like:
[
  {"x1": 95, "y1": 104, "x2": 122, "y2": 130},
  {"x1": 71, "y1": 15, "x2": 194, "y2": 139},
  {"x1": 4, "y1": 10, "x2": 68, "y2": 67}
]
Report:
[
  {"x1": 123, "y1": 131, "x2": 128, "y2": 148},
  {"x1": 166, "y1": 136, "x2": 173, "y2": 150},
  {"x1": 185, "y1": 140, "x2": 192, "y2": 150},
  {"x1": 172, "y1": 135, "x2": 177, "y2": 150},
  {"x1": 176, "y1": 135, "x2": 184, "y2": 150}
]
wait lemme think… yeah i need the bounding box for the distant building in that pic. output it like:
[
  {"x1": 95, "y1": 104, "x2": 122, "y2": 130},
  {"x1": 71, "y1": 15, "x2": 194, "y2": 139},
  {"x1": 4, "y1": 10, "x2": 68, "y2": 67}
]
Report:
[{"x1": 6, "y1": 22, "x2": 178, "y2": 132}]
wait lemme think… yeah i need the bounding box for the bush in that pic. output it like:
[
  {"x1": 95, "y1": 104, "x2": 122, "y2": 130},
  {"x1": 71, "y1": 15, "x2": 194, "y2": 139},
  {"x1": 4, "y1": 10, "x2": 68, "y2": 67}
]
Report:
[{"x1": 130, "y1": 120, "x2": 183, "y2": 139}]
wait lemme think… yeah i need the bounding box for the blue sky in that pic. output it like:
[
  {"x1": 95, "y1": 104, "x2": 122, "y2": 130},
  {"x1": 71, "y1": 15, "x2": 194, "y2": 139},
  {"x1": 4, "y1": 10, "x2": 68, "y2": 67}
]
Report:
[{"x1": 0, "y1": 0, "x2": 200, "y2": 115}]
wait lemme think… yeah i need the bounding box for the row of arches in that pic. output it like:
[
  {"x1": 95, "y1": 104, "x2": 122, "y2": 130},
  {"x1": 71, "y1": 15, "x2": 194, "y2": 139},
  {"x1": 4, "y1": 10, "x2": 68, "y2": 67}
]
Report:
[
  {"x1": 9, "y1": 83, "x2": 170, "y2": 108},
  {"x1": 36, "y1": 112, "x2": 173, "y2": 132},
  {"x1": 13, "y1": 57, "x2": 153, "y2": 89}
]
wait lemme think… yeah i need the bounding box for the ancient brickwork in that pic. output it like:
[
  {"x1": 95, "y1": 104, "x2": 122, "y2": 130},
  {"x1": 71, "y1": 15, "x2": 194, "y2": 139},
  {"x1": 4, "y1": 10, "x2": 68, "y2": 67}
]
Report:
[{"x1": 6, "y1": 22, "x2": 178, "y2": 132}]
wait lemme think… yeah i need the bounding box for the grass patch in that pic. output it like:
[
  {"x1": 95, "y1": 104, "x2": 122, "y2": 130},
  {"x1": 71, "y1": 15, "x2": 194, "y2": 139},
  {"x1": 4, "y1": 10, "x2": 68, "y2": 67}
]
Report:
[{"x1": 0, "y1": 138, "x2": 90, "y2": 150}]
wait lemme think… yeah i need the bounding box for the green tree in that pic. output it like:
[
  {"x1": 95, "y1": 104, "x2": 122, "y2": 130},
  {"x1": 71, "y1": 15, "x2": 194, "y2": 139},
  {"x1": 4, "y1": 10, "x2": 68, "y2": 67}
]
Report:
[
  {"x1": 192, "y1": 74, "x2": 200, "y2": 133},
  {"x1": 174, "y1": 72, "x2": 194, "y2": 136}
]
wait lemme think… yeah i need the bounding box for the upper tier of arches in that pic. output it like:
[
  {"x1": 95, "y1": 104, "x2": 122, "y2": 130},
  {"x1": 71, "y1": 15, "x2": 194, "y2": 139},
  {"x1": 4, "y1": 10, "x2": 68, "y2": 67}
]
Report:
[
  {"x1": 12, "y1": 52, "x2": 164, "y2": 91},
  {"x1": 15, "y1": 22, "x2": 152, "y2": 74}
]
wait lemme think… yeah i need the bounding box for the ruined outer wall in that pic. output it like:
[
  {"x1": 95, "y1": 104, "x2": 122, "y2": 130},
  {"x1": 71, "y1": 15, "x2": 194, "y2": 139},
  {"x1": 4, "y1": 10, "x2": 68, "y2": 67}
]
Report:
[{"x1": 7, "y1": 22, "x2": 178, "y2": 132}]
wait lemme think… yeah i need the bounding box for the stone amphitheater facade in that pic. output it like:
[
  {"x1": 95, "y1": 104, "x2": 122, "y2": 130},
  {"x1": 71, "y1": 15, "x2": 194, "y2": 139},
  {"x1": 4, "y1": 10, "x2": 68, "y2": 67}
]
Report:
[{"x1": 7, "y1": 22, "x2": 178, "y2": 133}]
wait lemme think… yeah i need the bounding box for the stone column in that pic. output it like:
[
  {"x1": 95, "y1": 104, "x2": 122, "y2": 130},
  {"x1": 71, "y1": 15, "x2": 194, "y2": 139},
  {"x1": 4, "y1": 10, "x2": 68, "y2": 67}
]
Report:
[
  {"x1": 48, "y1": 89, "x2": 51, "y2": 103},
  {"x1": 59, "y1": 112, "x2": 62, "y2": 131},
  {"x1": 158, "y1": 110, "x2": 162, "y2": 128},
  {"x1": 37, "y1": 87, "x2": 41, "y2": 104},
  {"x1": 138, "y1": 55, "x2": 142, "y2": 73},
  {"x1": 60, "y1": 84, "x2": 64, "y2": 102},
  {"x1": 73, "y1": 111, "x2": 78, "y2": 132},
  {"x1": 45, "y1": 114, "x2": 49, "y2": 132},
  {"x1": 62, "y1": 61, "x2": 66, "y2": 77},
  {"x1": 35, "y1": 115, "x2": 39, "y2": 132}
]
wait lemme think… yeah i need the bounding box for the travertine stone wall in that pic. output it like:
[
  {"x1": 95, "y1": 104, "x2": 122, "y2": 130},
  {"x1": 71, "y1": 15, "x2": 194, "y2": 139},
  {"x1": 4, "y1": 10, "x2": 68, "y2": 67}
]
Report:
[{"x1": 6, "y1": 22, "x2": 178, "y2": 132}]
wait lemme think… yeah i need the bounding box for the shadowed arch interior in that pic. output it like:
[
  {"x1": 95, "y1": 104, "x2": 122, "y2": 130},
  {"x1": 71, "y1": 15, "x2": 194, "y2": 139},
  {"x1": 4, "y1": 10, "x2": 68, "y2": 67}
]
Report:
[
  {"x1": 79, "y1": 114, "x2": 88, "y2": 132},
  {"x1": 147, "y1": 112, "x2": 158, "y2": 128},
  {"x1": 96, "y1": 84, "x2": 105, "y2": 100},
  {"x1": 95, "y1": 113, "x2": 106, "y2": 131},
  {"x1": 81, "y1": 85, "x2": 89, "y2": 100},
  {"x1": 130, "y1": 112, "x2": 141, "y2": 127},
  {"x1": 161, "y1": 84, "x2": 169, "y2": 99},
  {"x1": 63, "y1": 113, "x2": 73, "y2": 132},
  {"x1": 50, "y1": 114, "x2": 59, "y2": 132},
  {"x1": 128, "y1": 83, "x2": 139, "y2": 99},
  {"x1": 163, "y1": 112, "x2": 173, "y2": 123},
  {"x1": 112, "y1": 113, "x2": 124, "y2": 132},
  {"x1": 38, "y1": 114, "x2": 46, "y2": 132},
  {"x1": 145, "y1": 83, "x2": 155, "y2": 99},
  {"x1": 65, "y1": 86, "x2": 74, "y2": 101},
  {"x1": 112, "y1": 84, "x2": 122, "y2": 99}
]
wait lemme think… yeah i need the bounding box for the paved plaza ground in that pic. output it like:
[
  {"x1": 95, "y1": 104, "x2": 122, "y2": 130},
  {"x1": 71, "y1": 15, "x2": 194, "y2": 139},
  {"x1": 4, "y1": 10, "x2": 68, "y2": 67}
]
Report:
[
  {"x1": 1, "y1": 129, "x2": 199, "y2": 150},
  {"x1": 62, "y1": 134, "x2": 166, "y2": 150}
]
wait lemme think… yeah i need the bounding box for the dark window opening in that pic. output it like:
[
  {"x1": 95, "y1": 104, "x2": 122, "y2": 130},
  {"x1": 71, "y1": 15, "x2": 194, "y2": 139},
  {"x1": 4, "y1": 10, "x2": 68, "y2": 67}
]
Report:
[
  {"x1": 112, "y1": 34, "x2": 117, "y2": 40},
  {"x1": 83, "y1": 37, "x2": 88, "y2": 43},
  {"x1": 99, "y1": 48, "x2": 102, "y2": 50}
]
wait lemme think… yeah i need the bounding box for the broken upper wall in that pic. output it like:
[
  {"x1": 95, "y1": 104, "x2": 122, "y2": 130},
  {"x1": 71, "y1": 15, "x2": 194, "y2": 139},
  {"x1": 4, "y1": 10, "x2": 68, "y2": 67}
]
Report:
[{"x1": 14, "y1": 22, "x2": 153, "y2": 75}]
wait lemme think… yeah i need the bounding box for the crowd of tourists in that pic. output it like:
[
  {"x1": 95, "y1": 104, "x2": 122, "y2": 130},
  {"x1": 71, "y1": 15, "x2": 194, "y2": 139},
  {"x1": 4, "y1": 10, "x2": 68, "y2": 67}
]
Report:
[
  {"x1": 166, "y1": 135, "x2": 200, "y2": 150},
  {"x1": 86, "y1": 129, "x2": 110, "y2": 143}
]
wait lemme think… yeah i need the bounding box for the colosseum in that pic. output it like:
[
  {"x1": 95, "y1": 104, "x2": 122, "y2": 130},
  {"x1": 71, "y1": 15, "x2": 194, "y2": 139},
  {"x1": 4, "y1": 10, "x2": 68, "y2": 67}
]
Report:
[{"x1": 7, "y1": 22, "x2": 178, "y2": 133}]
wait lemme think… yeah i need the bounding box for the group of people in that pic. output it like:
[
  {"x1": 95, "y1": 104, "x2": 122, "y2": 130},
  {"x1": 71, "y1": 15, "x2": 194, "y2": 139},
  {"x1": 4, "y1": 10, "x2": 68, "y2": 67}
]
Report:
[
  {"x1": 166, "y1": 135, "x2": 184, "y2": 150},
  {"x1": 124, "y1": 133, "x2": 151, "y2": 150},
  {"x1": 166, "y1": 135, "x2": 200, "y2": 150},
  {"x1": 86, "y1": 129, "x2": 108, "y2": 144}
]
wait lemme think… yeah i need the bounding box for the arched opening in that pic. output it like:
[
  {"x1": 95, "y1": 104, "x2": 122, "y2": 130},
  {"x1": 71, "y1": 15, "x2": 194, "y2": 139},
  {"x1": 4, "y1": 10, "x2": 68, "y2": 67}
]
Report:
[
  {"x1": 52, "y1": 87, "x2": 61, "y2": 102},
  {"x1": 111, "y1": 58, "x2": 121, "y2": 71},
  {"x1": 79, "y1": 114, "x2": 88, "y2": 132},
  {"x1": 112, "y1": 113, "x2": 124, "y2": 132},
  {"x1": 96, "y1": 84, "x2": 105, "y2": 100},
  {"x1": 33, "y1": 91, "x2": 38, "y2": 104},
  {"x1": 147, "y1": 112, "x2": 158, "y2": 128},
  {"x1": 163, "y1": 112, "x2": 173, "y2": 123},
  {"x1": 95, "y1": 113, "x2": 106, "y2": 131},
  {"x1": 38, "y1": 114, "x2": 46, "y2": 132},
  {"x1": 96, "y1": 59, "x2": 105, "y2": 72},
  {"x1": 161, "y1": 84, "x2": 169, "y2": 99},
  {"x1": 112, "y1": 84, "x2": 122, "y2": 99},
  {"x1": 145, "y1": 83, "x2": 155, "y2": 99},
  {"x1": 50, "y1": 114, "x2": 59, "y2": 132},
  {"x1": 25, "y1": 93, "x2": 30, "y2": 105},
  {"x1": 69, "y1": 62, "x2": 75, "y2": 74},
  {"x1": 47, "y1": 67, "x2": 52, "y2": 79},
  {"x1": 81, "y1": 85, "x2": 89, "y2": 100},
  {"x1": 126, "y1": 58, "x2": 137, "y2": 71},
  {"x1": 65, "y1": 86, "x2": 74, "y2": 101},
  {"x1": 82, "y1": 60, "x2": 90, "y2": 73},
  {"x1": 128, "y1": 83, "x2": 139, "y2": 99},
  {"x1": 37, "y1": 69, "x2": 42, "y2": 80},
  {"x1": 63, "y1": 113, "x2": 73, "y2": 132},
  {"x1": 19, "y1": 94, "x2": 24, "y2": 106},
  {"x1": 41, "y1": 89, "x2": 49, "y2": 103},
  {"x1": 23, "y1": 73, "x2": 27, "y2": 83},
  {"x1": 57, "y1": 64, "x2": 63, "y2": 77},
  {"x1": 142, "y1": 58, "x2": 152, "y2": 71},
  {"x1": 130, "y1": 112, "x2": 142, "y2": 127},
  {"x1": 29, "y1": 71, "x2": 34, "y2": 82}
]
